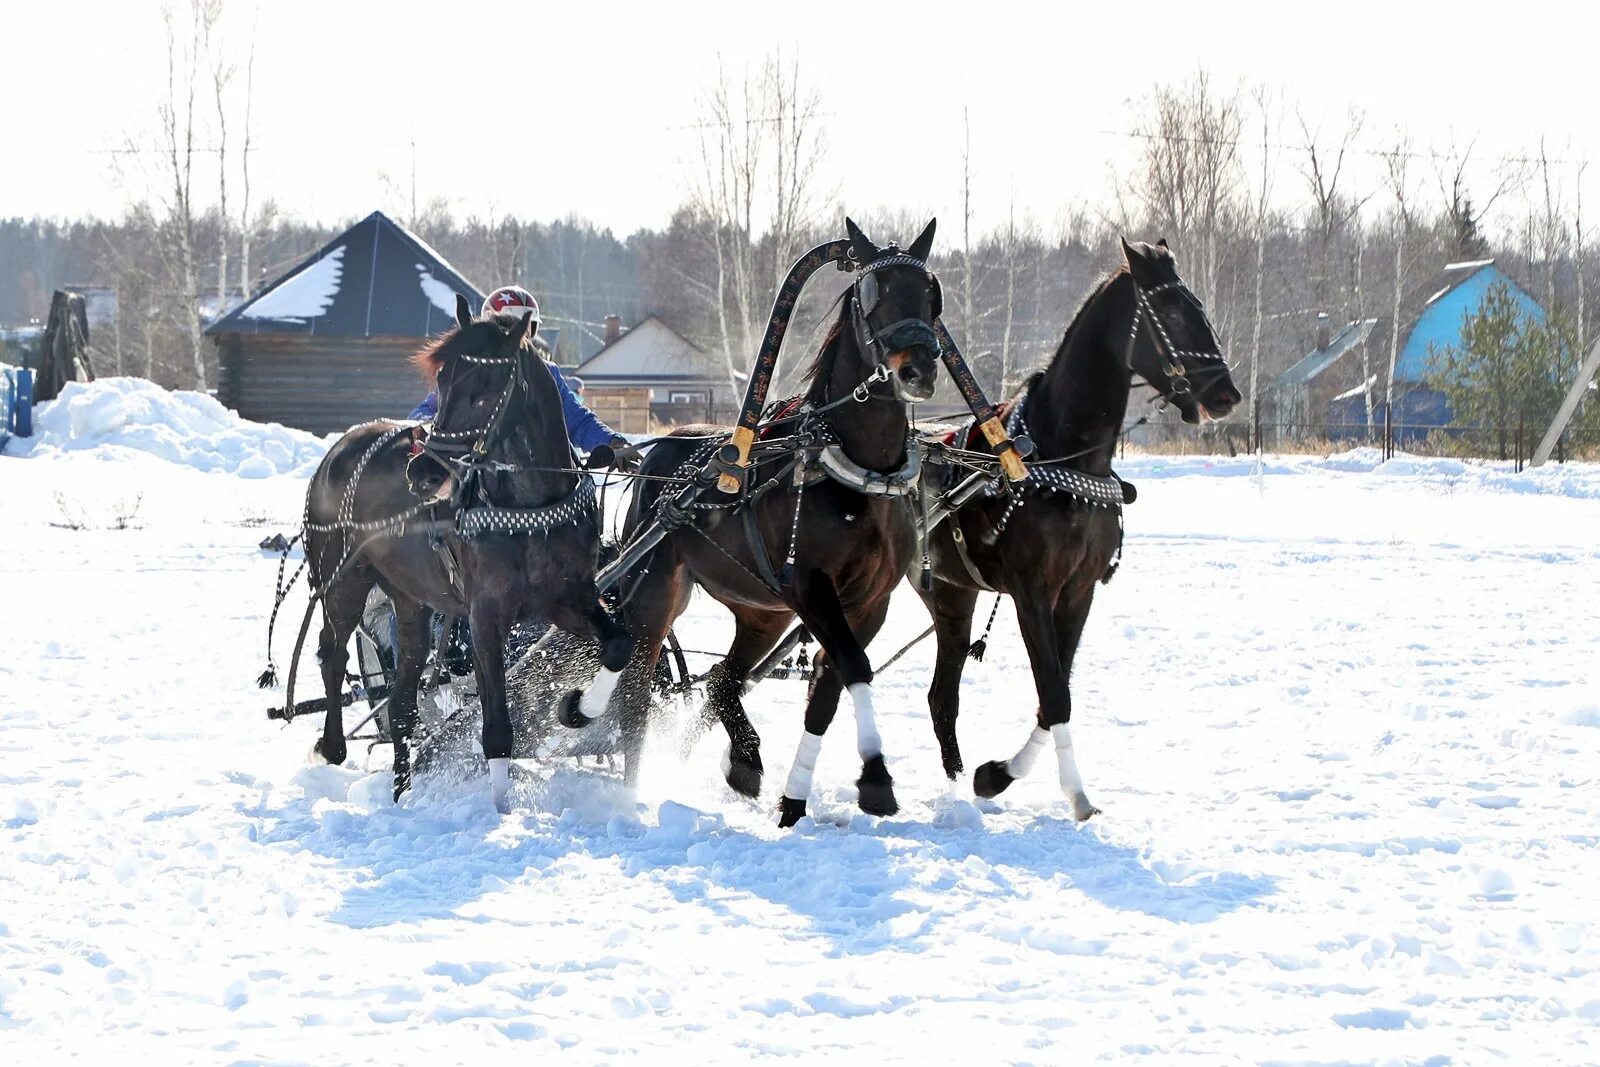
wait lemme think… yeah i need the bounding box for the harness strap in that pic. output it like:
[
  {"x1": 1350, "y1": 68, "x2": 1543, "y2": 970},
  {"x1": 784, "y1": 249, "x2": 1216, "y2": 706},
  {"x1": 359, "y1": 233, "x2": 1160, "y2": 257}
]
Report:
[
  {"x1": 741, "y1": 505, "x2": 784, "y2": 595},
  {"x1": 948, "y1": 520, "x2": 998, "y2": 592}
]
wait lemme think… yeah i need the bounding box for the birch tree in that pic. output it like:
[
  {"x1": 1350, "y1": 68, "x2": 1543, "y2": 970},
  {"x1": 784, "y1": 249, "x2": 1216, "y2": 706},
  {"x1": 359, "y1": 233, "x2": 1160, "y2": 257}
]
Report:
[
  {"x1": 1379, "y1": 133, "x2": 1418, "y2": 421},
  {"x1": 687, "y1": 52, "x2": 830, "y2": 395},
  {"x1": 1249, "y1": 86, "x2": 1276, "y2": 450},
  {"x1": 156, "y1": 0, "x2": 216, "y2": 390}
]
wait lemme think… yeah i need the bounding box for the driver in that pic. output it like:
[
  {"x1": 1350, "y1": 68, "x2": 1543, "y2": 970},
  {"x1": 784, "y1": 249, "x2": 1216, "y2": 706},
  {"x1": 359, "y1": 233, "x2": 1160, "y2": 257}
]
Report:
[{"x1": 411, "y1": 284, "x2": 640, "y2": 470}]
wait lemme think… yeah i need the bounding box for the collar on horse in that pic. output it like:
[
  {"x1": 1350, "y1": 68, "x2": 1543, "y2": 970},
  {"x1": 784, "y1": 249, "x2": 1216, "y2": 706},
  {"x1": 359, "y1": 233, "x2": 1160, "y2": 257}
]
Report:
[
  {"x1": 996, "y1": 394, "x2": 1127, "y2": 509},
  {"x1": 456, "y1": 474, "x2": 597, "y2": 539}
]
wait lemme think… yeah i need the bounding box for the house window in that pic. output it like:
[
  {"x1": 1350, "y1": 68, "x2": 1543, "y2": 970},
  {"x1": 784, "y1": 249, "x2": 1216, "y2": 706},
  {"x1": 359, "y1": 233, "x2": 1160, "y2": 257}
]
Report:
[{"x1": 668, "y1": 391, "x2": 708, "y2": 405}]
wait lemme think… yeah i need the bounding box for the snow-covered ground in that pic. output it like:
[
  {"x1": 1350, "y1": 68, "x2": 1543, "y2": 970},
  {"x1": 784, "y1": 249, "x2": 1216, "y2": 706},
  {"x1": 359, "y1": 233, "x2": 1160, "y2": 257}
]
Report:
[{"x1": 3, "y1": 382, "x2": 1598, "y2": 1064}]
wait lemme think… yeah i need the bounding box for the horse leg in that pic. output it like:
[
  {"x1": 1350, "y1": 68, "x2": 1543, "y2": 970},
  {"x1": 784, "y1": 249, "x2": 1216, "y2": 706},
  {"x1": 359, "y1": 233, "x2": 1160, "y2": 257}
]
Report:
[
  {"x1": 789, "y1": 572, "x2": 896, "y2": 819},
  {"x1": 778, "y1": 659, "x2": 838, "y2": 827},
  {"x1": 973, "y1": 588, "x2": 1099, "y2": 820},
  {"x1": 555, "y1": 600, "x2": 637, "y2": 729},
  {"x1": 313, "y1": 576, "x2": 369, "y2": 767},
  {"x1": 386, "y1": 595, "x2": 431, "y2": 802},
  {"x1": 468, "y1": 599, "x2": 516, "y2": 814},
  {"x1": 606, "y1": 549, "x2": 691, "y2": 794},
  {"x1": 1047, "y1": 590, "x2": 1101, "y2": 821},
  {"x1": 919, "y1": 578, "x2": 979, "y2": 782},
  {"x1": 703, "y1": 609, "x2": 790, "y2": 799}
]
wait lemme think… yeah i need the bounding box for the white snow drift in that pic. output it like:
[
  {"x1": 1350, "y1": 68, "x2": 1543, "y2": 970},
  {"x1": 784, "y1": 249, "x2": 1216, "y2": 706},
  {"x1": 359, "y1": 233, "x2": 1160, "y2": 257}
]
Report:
[
  {"x1": 3, "y1": 377, "x2": 330, "y2": 477},
  {"x1": 2, "y1": 402, "x2": 1598, "y2": 1063}
]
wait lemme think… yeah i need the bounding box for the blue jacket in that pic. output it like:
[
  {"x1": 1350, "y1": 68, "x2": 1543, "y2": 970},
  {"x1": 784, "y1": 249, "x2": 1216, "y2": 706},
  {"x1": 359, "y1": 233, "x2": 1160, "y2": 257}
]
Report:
[{"x1": 410, "y1": 363, "x2": 617, "y2": 452}]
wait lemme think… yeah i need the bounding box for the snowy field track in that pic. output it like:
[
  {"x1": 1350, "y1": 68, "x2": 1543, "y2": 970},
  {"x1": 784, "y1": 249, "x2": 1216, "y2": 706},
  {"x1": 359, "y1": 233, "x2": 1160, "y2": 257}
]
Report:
[{"x1": 4, "y1": 392, "x2": 1599, "y2": 1064}]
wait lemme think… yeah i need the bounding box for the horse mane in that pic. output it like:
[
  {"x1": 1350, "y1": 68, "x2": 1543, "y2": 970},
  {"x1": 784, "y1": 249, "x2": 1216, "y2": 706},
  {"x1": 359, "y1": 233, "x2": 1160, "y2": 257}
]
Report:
[
  {"x1": 799, "y1": 291, "x2": 853, "y2": 405},
  {"x1": 410, "y1": 313, "x2": 551, "y2": 385},
  {"x1": 1057, "y1": 269, "x2": 1125, "y2": 354},
  {"x1": 1054, "y1": 241, "x2": 1174, "y2": 361},
  {"x1": 411, "y1": 330, "x2": 455, "y2": 385}
]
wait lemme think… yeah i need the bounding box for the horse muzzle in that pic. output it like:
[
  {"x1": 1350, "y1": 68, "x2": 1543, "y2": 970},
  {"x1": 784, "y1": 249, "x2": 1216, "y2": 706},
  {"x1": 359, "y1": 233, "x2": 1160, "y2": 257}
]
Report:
[
  {"x1": 406, "y1": 452, "x2": 455, "y2": 503},
  {"x1": 880, "y1": 320, "x2": 941, "y2": 403}
]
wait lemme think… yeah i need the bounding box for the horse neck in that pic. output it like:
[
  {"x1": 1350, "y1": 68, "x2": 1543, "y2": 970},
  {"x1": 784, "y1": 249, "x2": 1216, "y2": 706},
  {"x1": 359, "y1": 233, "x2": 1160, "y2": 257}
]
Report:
[
  {"x1": 814, "y1": 330, "x2": 908, "y2": 472},
  {"x1": 482, "y1": 364, "x2": 576, "y2": 507},
  {"x1": 1026, "y1": 273, "x2": 1136, "y2": 476}
]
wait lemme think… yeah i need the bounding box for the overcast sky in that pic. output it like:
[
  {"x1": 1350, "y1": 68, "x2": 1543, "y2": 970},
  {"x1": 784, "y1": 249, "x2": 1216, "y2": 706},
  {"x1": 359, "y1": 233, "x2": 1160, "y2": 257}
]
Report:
[{"x1": 3, "y1": 0, "x2": 1594, "y2": 240}]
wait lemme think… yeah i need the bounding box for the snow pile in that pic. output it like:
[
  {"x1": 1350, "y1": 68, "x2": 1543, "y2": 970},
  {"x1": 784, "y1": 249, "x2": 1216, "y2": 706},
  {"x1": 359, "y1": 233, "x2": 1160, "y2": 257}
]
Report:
[{"x1": 3, "y1": 376, "x2": 330, "y2": 477}]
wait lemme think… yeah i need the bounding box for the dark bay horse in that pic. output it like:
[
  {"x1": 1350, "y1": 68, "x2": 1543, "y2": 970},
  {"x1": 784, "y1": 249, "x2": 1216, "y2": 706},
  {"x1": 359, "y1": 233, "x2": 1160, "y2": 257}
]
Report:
[
  {"x1": 566, "y1": 219, "x2": 943, "y2": 827},
  {"x1": 304, "y1": 296, "x2": 632, "y2": 810},
  {"x1": 918, "y1": 239, "x2": 1241, "y2": 819}
]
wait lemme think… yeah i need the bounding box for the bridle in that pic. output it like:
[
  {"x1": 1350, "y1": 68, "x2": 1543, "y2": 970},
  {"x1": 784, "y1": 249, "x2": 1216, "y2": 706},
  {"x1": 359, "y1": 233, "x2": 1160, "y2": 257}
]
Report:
[
  {"x1": 412, "y1": 341, "x2": 559, "y2": 507},
  {"x1": 848, "y1": 247, "x2": 943, "y2": 396},
  {"x1": 1126, "y1": 276, "x2": 1230, "y2": 408}
]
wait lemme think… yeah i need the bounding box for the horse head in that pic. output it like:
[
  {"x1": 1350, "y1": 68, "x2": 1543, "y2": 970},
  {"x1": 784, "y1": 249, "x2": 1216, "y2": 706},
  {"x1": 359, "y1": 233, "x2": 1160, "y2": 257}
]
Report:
[
  {"x1": 840, "y1": 217, "x2": 943, "y2": 403},
  {"x1": 406, "y1": 293, "x2": 537, "y2": 501},
  {"x1": 1120, "y1": 238, "x2": 1241, "y2": 424}
]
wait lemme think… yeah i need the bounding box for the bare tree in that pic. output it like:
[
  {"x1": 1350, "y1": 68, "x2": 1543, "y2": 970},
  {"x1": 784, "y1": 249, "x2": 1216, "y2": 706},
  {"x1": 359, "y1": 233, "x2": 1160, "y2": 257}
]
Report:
[
  {"x1": 687, "y1": 52, "x2": 830, "y2": 394},
  {"x1": 1534, "y1": 139, "x2": 1570, "y2": 313},
  {"x1": 958, "y1": 108, "x2": 990, "y2": 348},
  {"x1": 1380, "y1": 132, "x2": 1419, "y2": 420},
  {"x1": 1578, "y1": 159, "x2": 1589, "y2": 352},
  {"x1": 1295, "y1": 106, "x2": 1371, "y2": 312},
  {"x1": 1433, "y1": 134, "x2": 1523, "y2": 260},
  {"x1": 1249, "y1": 86, "x2": 1276, "y2": 450},
  {"x1": 768, "y1": 50, "x2": 830, "y2": 293},
  {"x1": 205, "y1": 3, "x2": 233, "y2": 316},
  {"x1": 1123, "y1": 69, "x2": 1246, "y2": 341},
  {"x1": 238, "y1": 6, "x2": 258, "y2": 295},
  {"x1": 155, "y1": 0, "x2": 216, "y2": 390}
]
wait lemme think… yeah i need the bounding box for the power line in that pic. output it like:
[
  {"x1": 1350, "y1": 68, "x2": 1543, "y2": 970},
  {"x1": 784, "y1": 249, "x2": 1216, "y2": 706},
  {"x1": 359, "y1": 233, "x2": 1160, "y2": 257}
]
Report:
[{"x1": 1096, "y1": 126, "x2": 1588, "y2": 171}]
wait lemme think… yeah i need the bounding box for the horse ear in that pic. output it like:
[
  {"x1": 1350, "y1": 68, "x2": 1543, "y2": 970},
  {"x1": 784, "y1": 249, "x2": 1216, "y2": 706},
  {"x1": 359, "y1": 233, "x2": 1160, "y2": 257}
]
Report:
[
  {"x1": 506, "y1": 311, "x2": 534, "y2": 349},
  {"x1": 1157, "y1": 237, "x2": 1170, "y2": 250},
  {"x1": 846, "y1": 217, "x2": 880, "y2": 263},
  {"x1": 455, "y1": 293, "x2": 473, "y2": 330},
  {"x1": 1120, "y1": 236, "x2": 1141, "y2": 266},
  {"x1": 908, "y1": 218, "x2": 937, "y2": 261}
]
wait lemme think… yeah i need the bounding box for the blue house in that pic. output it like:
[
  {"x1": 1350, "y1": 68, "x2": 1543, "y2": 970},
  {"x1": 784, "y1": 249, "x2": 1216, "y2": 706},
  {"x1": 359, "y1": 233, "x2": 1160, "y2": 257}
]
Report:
[{"x1": 1317, "y1": 259, "x2": 1545, "y2": 441}]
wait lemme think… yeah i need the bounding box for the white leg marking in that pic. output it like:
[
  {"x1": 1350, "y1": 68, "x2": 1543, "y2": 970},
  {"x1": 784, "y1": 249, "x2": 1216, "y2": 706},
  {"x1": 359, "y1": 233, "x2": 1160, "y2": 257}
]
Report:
[
  {"x1": 847, "y1": 682, "x2": 882, "y2": 760},
  {"x1": 579, "y1": 666, "x2": 622, "y2": 720},
  {"x1": 1007, "y1": 726, "x2": 1050, "y2": 779},
  {"x1": 783, "y1": 731, "x2": 824, "y2": 802},
  {"x1": 1049, "y1": 723, "x2": 1086, "y2": 796},
  {"x1": 489, "y1": 757, "x2": 512, "y2": 812},
  {"x1": 1049, "y1": 722, "x2": 1097, "y2": 819}
]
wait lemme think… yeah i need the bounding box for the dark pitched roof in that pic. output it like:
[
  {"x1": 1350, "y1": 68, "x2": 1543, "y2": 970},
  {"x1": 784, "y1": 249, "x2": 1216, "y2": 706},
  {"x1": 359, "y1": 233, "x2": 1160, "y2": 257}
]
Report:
[{"x1": 206, "y1": 211, "x2": 483, "y2": 338}]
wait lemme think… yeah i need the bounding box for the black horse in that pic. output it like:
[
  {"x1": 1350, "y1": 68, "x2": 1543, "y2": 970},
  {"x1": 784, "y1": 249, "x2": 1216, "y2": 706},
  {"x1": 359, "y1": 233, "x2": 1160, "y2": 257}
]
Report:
[
  {"x1": 565, "y1": 218, "x2": 943, "y2": 826},
  {"x1": 918, "y1": 238, "x2": 1241, "y2": 818},
  {"x1": 303, "y1": 296, "x2": 632, "y2": 810}
]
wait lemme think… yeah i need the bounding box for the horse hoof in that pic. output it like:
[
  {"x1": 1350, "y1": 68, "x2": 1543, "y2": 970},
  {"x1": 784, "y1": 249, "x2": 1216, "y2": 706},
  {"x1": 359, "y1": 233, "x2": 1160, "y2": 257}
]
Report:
[
  {"x1": 777, "y1": 796, "x2": 808, "y2": 828},
  {"x1": 1071, "y1": 793, "x2": 1101, "y2": 822},
  {"x1": 973, "y1": 760, "x2": 1015, "y2": 799},
  {"x1": 312, "y1": 737, "x2": 347, "y2": 767},
  {"x1": 557, "y1": 690, "x2": 592, "y2": 730},
  {"x1": 856, "y1": 755, "x2": 899, "y2": 818},
  {"x1": 724, "y1": 747, "x2": 764, "y2": 799}
]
